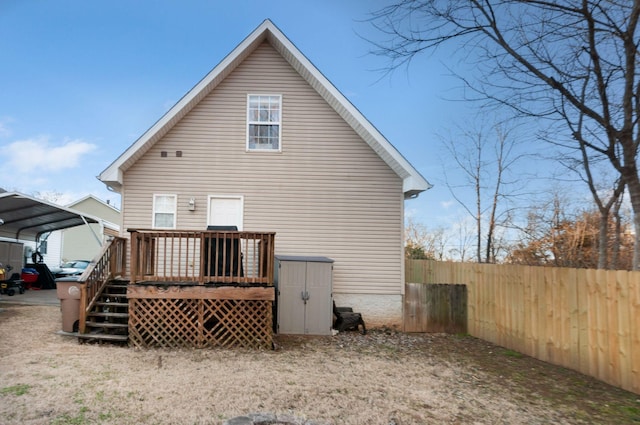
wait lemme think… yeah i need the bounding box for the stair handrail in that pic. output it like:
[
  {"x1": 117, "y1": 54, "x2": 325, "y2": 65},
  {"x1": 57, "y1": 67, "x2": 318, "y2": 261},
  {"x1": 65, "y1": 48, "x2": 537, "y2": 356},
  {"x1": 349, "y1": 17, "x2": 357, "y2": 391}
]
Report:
[{"x1": 77, "y1": 236, "x2": 127, "y2": 334}]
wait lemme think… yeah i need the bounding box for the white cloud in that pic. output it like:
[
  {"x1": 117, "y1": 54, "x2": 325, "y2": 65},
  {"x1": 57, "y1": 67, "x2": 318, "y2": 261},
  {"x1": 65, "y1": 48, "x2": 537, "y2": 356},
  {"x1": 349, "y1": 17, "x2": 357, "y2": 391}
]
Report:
[
  {"x1": 0, "y1": 117, "x2": 14, "y2": 138},
  {"x1": 404, "y1": 208, "x2": 417, "y2": 219},
  {"x1": 440, "y1": 200, "x2": 454, "y2": 209},
  {"x1": 7, "y1": 137, "x2": 97, "y2": 173}
]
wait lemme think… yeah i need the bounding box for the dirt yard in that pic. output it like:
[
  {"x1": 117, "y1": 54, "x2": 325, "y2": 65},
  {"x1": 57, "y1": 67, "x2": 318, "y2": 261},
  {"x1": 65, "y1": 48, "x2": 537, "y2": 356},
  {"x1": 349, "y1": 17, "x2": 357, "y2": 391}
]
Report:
[{"x1": 0, "y1": 304, "x2": 638, "y2": 425}]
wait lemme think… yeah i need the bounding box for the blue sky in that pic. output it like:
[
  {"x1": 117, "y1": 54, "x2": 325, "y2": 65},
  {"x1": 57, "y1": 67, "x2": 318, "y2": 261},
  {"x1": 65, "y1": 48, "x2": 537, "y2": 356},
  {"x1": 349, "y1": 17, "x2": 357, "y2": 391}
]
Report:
[{"x1": 0, "y1": 0, "x2": 490, "y2": 230}]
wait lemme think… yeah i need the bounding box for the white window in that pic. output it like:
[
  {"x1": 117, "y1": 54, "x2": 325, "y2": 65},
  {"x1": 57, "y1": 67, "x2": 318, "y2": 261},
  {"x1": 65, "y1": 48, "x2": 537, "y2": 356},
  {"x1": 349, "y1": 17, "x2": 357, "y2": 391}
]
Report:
[
  {"x1": 247, "y1": 94, "x2": 281, "y2": 151},
  {"x1": 153, "y1": 194, "x2": 177, "y2": 229}
]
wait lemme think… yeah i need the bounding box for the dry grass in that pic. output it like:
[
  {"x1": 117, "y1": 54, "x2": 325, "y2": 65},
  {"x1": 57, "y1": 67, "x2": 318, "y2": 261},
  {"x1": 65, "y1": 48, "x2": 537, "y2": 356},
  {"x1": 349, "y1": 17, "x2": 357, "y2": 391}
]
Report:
[{"x1": 0, "y1": 304, "x2": 638, "y2": 425}]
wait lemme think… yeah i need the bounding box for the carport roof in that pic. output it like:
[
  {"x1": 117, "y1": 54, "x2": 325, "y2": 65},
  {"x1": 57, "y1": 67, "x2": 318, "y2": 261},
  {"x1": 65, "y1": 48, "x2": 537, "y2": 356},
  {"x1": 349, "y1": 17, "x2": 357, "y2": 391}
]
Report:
[{"x1": 0, "y1": 192, "x2": 101, "y2": 241}]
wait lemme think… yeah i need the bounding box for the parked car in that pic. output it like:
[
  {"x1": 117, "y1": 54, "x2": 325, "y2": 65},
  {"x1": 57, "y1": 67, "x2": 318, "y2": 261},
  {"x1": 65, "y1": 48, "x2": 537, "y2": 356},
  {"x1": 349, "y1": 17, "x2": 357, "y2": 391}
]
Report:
[{"x1": 51, "y1": 260, "x2": 90, "y2": 278}]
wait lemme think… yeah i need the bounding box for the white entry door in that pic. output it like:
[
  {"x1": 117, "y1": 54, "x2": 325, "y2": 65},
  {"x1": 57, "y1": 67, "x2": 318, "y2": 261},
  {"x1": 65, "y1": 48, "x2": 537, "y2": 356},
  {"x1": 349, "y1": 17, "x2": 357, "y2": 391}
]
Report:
[{"x1": 208, "y1": 196, "x2": 243, "y2": 230}]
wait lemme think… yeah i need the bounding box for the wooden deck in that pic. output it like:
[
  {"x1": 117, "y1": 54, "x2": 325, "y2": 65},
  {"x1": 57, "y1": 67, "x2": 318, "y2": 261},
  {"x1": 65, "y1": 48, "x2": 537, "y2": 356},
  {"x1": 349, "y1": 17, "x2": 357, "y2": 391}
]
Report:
[
  {"x1": 78, "y1": 230, "x2": 276, "y2": 348},
  {"x1": 127, "y1": 284, "x2": 275, "y2": 349},
  {"x1": 129, "y1": 229, "x2": 275, "y2": 286}
]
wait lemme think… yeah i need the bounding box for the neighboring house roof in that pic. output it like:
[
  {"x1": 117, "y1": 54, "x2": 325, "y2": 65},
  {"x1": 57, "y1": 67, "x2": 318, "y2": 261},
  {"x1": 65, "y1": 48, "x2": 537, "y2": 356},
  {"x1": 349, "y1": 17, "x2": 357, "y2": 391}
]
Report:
[
  {"x1": 65, "y1": 195, "x2": 121, "y2": 232},
  {"x1": 67, "y1": 194, "x2": 120, "y2": 214},
  {"x1": 0, "y1": 192, "x2": 101, "y2": 241},
  {"x1": 98, "y1": 19, "x2": 432, "y2": 199}
]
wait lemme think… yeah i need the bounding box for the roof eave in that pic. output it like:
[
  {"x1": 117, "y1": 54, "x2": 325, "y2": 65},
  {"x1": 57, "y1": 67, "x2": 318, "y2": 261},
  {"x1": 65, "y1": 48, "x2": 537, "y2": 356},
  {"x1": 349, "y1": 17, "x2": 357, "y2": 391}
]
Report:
[
  {"x1": 98, "y1": 20, "x2": 273, "y2": 189},
  {"x1": 403, "y1": 176, "x2": 433, "y2": 199},
  {"x1": 265, "y1": 22, "x2": 432, "y2": 198},
  {"x1": 99, "y1": 19, "x2": 432, "y2": 200}
]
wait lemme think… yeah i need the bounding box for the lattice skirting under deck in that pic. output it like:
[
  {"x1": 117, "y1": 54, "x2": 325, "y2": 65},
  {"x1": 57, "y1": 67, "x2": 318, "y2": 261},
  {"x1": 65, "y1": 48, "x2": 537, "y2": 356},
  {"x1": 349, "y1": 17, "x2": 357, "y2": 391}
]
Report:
[{"x1": 128, "y1": 298, "x2": 273, "y2": 349}]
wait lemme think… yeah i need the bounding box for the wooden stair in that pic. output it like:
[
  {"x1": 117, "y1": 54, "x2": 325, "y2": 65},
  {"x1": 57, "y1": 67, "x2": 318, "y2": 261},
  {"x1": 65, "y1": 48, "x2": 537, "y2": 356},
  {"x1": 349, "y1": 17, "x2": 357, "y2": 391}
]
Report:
[{"x1": 78, "y1": 280, "x2": 129, "y2": 344}]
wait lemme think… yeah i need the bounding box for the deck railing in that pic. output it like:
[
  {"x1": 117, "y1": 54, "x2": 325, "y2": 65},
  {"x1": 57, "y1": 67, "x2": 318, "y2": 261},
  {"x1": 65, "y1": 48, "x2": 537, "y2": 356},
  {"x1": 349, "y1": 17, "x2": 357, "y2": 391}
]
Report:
[
  {"x1": 128, "y1": 229, "x2": 276, "y2": 285},
  {"x1": 78, "y1": 236, "x2": 127, "y2": 333}
]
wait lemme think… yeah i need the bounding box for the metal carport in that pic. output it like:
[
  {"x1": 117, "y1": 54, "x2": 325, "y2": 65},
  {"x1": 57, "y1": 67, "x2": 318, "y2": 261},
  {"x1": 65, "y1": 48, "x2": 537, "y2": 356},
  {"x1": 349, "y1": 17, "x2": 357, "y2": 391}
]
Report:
[{"x1": 0, "y1": 191, "x2": 101, "y2": 242}]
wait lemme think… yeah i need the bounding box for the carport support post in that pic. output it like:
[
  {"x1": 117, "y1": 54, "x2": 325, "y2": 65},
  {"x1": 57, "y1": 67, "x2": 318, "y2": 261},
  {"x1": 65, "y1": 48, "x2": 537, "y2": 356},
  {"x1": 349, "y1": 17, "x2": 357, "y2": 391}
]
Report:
[{"x1": 81, "y1": 216, "x2": 103, "y2": 247}]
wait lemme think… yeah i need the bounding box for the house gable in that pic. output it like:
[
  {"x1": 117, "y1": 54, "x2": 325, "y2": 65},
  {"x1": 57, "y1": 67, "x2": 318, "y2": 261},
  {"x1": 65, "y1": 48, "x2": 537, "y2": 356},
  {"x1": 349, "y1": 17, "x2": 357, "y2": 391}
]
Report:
[
  {"x1": 99, "y1": 20, "x2": 433, "y2": 305},
  {"x1": 120, "y1": 41, "x2": 406, "y2": 295},
  {"x1": 67, "y1": 195, "x2": 120, "y2": 226},
  {"x1": 99, "y1": 19, "x2": 431, "y2": 198},
  {"x1": 60, "y1": 195, "x2": 121, "y2": 262}
]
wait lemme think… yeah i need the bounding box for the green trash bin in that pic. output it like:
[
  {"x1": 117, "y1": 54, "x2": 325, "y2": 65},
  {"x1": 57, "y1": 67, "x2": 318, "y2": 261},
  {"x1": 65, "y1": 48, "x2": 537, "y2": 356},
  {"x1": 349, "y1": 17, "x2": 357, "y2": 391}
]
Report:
[{"x1": 56, "y1": 277, "x2": 82, "y2": 333}]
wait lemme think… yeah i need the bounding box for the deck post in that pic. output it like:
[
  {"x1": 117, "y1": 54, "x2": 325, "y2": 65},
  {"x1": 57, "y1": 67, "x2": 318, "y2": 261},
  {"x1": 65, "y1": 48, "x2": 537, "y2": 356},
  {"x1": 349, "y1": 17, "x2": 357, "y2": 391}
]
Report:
[
  {"x1": 78, "y1": 284, "x2": 88, "y2": 334},
  {"x1": 199, "y1": 233, "x2": 205, "y2": 284},
  {"x1": 130, "y1": 230, "x2": 139, "y2": 283}
]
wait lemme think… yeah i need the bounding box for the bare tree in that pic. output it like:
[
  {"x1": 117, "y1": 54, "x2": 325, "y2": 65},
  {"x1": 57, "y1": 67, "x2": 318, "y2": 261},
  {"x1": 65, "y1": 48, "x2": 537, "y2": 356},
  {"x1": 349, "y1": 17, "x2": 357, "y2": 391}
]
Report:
[
  {"x1": 369, "y1": 0, "x2": 640, "y2": 268},
  {"x1": 405, "y1": 217, "x2": 450, "y2": 260},
  {"x1": 447, "y1": 216, "x2": 476, "y2": 261},
  {"x1": 548, "y1": 69, "x2": 627, "y2": 269},
  {"x1": 33, "y1": 191, "x2": 64, "y2": 204},
  {"x1": 441, "y1": 119, "x2": 528, "y2": 262},
  {"x1": 558, "y1": 142, "x2": 625, "y2": 269},
  {"x1": 506, "y1": 192, "x2": 634, "y2": 269},
  {"x1": 611, "y1": 193, "x2": 628, "y2": 269}
]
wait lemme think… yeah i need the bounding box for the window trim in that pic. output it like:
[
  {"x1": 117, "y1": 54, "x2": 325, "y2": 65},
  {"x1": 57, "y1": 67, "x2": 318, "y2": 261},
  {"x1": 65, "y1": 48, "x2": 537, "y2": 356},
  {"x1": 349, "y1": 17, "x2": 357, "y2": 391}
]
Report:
[
  {"x1": 246, "y1": 94, "x2": 282, "y2": 152},
  {"x1": 152, "y1": 194, "x2": 177, "y2": 229}
]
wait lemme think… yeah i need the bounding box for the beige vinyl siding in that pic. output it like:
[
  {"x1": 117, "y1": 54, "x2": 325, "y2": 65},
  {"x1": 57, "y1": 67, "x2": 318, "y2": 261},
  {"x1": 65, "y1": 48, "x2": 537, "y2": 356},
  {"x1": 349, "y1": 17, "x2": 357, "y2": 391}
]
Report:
[
  {"x1": 62, "y1": 198, "x2": 121, "y2": 262},
  {"x1": 69, "y1": 198, "x2": 121, "y2": 225},
  {"x1": 123, "y1": 41, "x2": 404, "y2": 295}
]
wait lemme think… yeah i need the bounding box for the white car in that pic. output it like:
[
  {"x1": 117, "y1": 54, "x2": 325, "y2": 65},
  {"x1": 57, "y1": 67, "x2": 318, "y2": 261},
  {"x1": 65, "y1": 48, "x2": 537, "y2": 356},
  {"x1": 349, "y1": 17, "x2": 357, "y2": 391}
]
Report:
[{"x1": 51, "y1": 260, "x2": 90, "y2": 278}]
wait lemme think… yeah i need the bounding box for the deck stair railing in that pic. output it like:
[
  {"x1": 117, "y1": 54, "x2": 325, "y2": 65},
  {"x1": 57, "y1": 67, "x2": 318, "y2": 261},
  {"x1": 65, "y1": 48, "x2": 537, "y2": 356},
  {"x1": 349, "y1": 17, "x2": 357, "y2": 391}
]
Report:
[
  {"x1": 128, "y1": 229, "x2": 276, "y2": 285},
  {"x1": 77, "y1": 236, "x2": 127, "y2": 333}
]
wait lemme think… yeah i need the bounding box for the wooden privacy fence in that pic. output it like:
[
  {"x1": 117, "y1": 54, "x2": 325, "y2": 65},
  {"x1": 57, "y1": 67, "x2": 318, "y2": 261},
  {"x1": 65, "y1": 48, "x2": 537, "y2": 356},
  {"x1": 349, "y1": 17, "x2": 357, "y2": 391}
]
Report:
[
  {"x1": 404, "y1": 283, "x2": 467, "y2": 334},
  {"x1": 406, "y1": 259, "x2": 640, "y2": 395}
]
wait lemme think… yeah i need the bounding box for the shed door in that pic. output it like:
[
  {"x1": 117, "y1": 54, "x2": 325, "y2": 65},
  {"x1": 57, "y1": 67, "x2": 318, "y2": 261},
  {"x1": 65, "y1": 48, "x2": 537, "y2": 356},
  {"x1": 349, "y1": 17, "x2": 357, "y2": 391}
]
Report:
[
  {"x1": 278, "y1": 261, "x2": 307, "y2": 334},
  {"x1": 304, "y1": 261, "x2": 333, "y2": 335},
  {"x1": 208, "y1": 196, "x2": 243, "y2": 230},
  {"x1": 277, "y1": 258, "x2": 333, "y2": 335}
]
